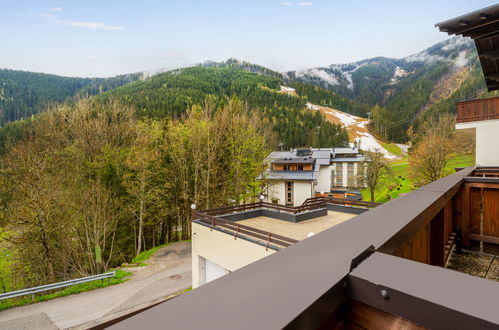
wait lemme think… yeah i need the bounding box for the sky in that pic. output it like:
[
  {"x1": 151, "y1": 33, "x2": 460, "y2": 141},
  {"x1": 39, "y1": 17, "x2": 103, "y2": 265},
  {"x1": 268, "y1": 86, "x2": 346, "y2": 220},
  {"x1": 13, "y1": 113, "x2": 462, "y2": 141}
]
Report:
[{"x1": 1, "y1": 0, "x2": 497, "y2": 78}]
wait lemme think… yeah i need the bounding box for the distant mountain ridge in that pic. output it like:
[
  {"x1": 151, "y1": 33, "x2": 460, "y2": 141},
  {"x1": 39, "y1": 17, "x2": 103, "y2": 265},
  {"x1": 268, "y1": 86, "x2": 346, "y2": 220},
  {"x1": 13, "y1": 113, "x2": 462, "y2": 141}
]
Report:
[
  {"x1": 0, "y1": 37, "x2": 490, "y2": 143},
  {"x1": 283, "y1": 37, "x2": 478, "y2": 107}
]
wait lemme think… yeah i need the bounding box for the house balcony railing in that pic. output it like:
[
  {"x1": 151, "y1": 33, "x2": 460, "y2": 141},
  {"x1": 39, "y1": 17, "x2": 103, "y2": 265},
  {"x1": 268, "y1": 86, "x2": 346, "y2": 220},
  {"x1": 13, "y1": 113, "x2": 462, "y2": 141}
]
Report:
[{"x1": 456, "y1": 96, "x2": 499, "y2": 123}]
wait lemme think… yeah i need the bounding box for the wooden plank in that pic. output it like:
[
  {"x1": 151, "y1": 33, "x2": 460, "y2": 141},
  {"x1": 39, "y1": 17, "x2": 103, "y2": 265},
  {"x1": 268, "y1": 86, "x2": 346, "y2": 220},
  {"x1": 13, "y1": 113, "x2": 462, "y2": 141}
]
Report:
[
  {"x1": 483, "y1": 189, "x2": 499, "y2": 238},
  {"x1": 470, "y1": 233, "x2": 499, "y2": 244},
  {"x1": 344, "y1": 300, "x2": 425, "y2": 330},
  {"x1": 470, "y1": 188, "x2": 482, "y2": 235},
  {"x1": 411, "y1": 225, "x2": 430, "y2": 264},
  {"x1": 430, "y1": 209, "x2": 445, "y2": 267},
  {"x1": 461, "y1": 184, "x2": 471, "y2": 246}
]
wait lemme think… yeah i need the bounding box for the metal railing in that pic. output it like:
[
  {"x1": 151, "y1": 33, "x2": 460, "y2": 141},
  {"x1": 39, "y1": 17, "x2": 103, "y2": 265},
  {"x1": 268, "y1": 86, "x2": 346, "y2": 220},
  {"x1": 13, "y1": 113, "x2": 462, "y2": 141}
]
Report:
[
  {"x1": 328, "y1": 197, "x2": 380, "y2": 208},
  {"x1": 201, "y1": 197, "x2": 328, "y2": 216},
  {"x1": 192, "y1": 210, "x2": 298, "y2": 249},
  {"x1": 0, "y1": 271, "x2": 116, "y2": 301}
]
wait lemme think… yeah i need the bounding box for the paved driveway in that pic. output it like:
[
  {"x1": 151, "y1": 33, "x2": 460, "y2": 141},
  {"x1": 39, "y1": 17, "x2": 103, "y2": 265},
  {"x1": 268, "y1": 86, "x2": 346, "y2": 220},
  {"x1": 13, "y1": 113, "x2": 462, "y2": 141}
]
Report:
[{"x1": 0, "y1": 241, "x2": 192, "y2": 329}]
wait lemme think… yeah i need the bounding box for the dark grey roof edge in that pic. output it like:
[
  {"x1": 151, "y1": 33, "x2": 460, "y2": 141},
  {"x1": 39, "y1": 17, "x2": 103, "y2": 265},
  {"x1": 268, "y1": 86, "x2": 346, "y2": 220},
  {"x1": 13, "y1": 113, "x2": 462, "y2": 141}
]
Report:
[
  {"x1": 435, "y1": 4, "x2": 499, "y2": 28},
  {"x1": 350, "y1": 252, "x2": 499, "y2": 328}
]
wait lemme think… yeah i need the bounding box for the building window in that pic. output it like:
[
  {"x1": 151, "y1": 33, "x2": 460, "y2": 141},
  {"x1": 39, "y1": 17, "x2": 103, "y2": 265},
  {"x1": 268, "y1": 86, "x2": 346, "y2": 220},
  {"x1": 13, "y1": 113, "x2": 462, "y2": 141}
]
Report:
[
  {"x1": 286, "y1": 182, "x2": 294, "y2": 205},
  {"x1": 298, "y1": 165, "x2": 303, "y2": 171}
]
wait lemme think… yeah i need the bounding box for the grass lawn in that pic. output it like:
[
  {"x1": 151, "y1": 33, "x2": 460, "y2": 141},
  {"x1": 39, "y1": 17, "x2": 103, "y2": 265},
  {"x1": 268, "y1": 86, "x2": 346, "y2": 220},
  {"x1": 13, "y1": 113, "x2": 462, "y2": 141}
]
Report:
[
  {"x1": 362, "y1": 153, "x2": 474, "y2": 204},
  {"x1": 0, "y1": 269, "x2": 132, "y2": 311},
  {"x1": 381, "y1": 142, "x2": 403, "y2": 156}
]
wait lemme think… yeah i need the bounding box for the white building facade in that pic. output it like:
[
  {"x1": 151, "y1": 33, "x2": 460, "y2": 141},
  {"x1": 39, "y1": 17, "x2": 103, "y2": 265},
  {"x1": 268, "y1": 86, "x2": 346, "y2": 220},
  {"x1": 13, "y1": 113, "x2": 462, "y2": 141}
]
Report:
[{"x1": 262, "y1": 148, "x2": 366, "y2": 206}]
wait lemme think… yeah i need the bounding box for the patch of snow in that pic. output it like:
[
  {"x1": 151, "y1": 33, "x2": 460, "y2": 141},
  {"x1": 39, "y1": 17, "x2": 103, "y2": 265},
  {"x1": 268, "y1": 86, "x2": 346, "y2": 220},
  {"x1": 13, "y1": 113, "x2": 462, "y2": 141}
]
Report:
[
  {"x1": 354, "y1": 132, "x2": 396, "y2": 159},
  {"x1": 306, "y1": 102, "x2": 321, "y2": 110},
  {"x1": 389, "y1": 66, "x2": 412, "y2": 84},
  {"x1": 310, "y1": 103, "x2": 397, "y2": 159},
  {"x1": 280, "y1": 86, "x2": 296, "y2": 93},
  {"x1": 325, "y1": 109, "x2": 358, "y2": 126}
]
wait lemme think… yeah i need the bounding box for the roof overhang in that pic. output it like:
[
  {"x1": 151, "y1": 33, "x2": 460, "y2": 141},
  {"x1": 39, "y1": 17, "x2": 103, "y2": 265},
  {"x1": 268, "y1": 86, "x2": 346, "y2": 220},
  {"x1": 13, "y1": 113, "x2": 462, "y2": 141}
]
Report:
[{"x1": 436, "y1": 4, "x2": 499, "y2": 91}]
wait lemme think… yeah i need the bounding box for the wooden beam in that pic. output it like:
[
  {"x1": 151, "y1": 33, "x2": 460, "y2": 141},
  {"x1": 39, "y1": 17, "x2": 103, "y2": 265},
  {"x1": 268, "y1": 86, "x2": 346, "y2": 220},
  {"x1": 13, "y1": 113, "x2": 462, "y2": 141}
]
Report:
[
  {"x1": 466, "y1": 182, "x2": 499, "y2": 189},
  {"x1": 462, "y1": 184, "x2": 471, "y2": 247},
  {"x1": 470, "y1": 233, "x2": 499, "y2": 244},
  {"x1": 480, "y1": 49, "x2": 499, "y2": 60}
]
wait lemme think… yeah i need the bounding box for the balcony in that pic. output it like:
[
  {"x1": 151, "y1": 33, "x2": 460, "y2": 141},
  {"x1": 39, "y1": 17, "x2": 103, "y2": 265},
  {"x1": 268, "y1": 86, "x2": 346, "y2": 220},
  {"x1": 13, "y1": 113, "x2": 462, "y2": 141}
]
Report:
[
  {"x1": 106, "y1": 166, "x2": 499, "y2": 330},
  {"x1": 456, "y1": 96, "x2": 499, "y2": 124}
]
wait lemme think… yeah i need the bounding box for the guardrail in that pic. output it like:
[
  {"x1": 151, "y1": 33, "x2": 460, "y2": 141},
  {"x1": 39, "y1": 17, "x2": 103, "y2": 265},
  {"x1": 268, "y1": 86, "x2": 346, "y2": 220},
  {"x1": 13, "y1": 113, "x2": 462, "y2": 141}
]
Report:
[
  {"x1": 192, "y1": 211, "x2": 298, "y2": 249},
  {"x1": 328, "y1": 197, "x2": 380, "y2": 208},
  {"x1": 201, "y1": 197, "x2": 327, "y2": 216},
  {"x1": 0, "y1": 271, "x2": 116, "y2": 301}
]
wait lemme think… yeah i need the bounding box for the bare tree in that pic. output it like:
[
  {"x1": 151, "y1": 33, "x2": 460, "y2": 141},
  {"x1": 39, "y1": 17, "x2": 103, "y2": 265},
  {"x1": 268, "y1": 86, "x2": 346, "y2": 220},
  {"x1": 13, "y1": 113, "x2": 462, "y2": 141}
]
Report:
[
  {"x1": 409, "y1": 114, "x2": 456, "y2": 187},
  {"x1": 357, "y1": 150, "x2": 392, "y2": 203}
]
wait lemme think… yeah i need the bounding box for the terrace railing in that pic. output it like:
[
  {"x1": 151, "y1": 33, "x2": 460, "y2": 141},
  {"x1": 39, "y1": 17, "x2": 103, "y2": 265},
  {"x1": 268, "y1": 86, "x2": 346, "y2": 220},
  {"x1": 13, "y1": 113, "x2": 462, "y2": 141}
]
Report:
[
  {"x1": 192, "y1": 210, "x2": 298, "y2": 249},
  {"x1": 328, "y1": 197, "x2": 380, "y2": 208},
  {"x1": 456, "y1": 96, "x2": 499, "y2": 123},
  {"x1": 200, "y1": 197, "x2": 328, "y2": 216}
]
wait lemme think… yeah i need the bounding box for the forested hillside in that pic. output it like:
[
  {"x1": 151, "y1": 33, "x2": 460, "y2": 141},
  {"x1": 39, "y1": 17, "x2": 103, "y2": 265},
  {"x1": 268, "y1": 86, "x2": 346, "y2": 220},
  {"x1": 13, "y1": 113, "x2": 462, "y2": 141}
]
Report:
[
  {"x1": 99, "y1": 66, "x2": 350, "y2": 148},
  {"x1": 0, "y1": 69, "x2": 140, "y2": 126},
  {"x1": 0, "y1": 99, "x2": 273, "y2": 291},
  {"x1": 284, "y1": 37, "x2": 489, "y2": 142}
]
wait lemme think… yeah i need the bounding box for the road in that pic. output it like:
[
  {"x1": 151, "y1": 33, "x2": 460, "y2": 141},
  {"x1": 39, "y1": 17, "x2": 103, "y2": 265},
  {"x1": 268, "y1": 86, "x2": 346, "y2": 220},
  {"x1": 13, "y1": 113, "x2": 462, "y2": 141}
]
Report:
[{"x1": 0, "y1": 241, "x2": 192, "y2": 329}]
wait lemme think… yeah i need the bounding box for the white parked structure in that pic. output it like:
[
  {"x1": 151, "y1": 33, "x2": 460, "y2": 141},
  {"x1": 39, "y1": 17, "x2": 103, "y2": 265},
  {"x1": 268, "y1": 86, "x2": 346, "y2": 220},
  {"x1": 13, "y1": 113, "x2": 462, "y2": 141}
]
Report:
[{"x1": 261, "y1": 148, "x2": 366, "y2": 206}]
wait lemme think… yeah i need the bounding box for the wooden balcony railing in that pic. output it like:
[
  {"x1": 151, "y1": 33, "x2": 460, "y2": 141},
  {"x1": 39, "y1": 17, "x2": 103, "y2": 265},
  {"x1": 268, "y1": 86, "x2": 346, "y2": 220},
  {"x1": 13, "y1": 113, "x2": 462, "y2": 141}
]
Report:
[
  {"x1": 456, "y1": 96, "x2": 499, "y2": 123},
  {"x1": 328, "y1": 197, "x2": 380, "y2": 208}
]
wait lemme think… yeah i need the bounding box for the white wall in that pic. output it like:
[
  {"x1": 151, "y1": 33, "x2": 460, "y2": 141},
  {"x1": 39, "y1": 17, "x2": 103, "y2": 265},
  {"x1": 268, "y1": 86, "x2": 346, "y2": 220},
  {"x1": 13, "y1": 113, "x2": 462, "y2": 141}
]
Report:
[
  {"x1": 192, "y1": 222, "x2": 275, "y2": 288},
  {"x1": 457, "y1": 120, "x2": 498, "y2": 166},
  {"x1": 266, "y1": 180, "x2": 285, "y2": 205},
  {"x1": 293, "y1": 181, "x2": 313, "y2": 206},
  {"x1": 317, "y1": 166, "x2": 333, "y2": 193}
]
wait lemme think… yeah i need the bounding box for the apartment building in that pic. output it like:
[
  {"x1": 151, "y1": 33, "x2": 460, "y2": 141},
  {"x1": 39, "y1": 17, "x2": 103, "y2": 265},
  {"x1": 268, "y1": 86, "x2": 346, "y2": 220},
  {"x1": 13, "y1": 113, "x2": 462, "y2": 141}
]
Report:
[{"x1": 262, "y1": 147, "x2": 366, "y2": 206}]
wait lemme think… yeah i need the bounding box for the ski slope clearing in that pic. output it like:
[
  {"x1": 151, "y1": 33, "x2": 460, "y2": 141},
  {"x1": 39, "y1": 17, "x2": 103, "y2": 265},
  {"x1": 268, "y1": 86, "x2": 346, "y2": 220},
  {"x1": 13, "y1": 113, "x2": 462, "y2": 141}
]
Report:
[{"x1": 306, "y1": 103, "x2": 401, "y2": 159}]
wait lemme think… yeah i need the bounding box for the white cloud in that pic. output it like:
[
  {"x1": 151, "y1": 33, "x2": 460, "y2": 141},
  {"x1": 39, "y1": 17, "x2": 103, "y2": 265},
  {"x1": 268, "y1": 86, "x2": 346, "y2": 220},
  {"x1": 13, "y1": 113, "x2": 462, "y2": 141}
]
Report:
[
  {"x1": 85, "y1": 55, "x2": 101, "y2": 59},
  {"x1": 34, "y1": 8, "x2": 126, "y2": 31},
  {"x1": 55, "y1": 19, "x2": 126, "y2": 30},
  {"x1": 280, "y1": 1, "x2": 313, "y2": 6}
]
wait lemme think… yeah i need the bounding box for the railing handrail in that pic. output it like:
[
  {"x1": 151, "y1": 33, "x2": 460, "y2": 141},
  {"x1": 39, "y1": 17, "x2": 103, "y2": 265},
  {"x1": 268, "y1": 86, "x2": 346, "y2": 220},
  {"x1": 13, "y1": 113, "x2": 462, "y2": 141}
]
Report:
[
  {"x1": 0, "y1": 271, "x2": 116, "y2": 301},
  {"x1": 201, "y1": 197, "x2": 327, "y2": 216},
  {"x1": 192, "y1": 211, "x2": 298, "y2": 248},
  {"x1": 328, "y1": 197, "x2": 380, "y2": 208}
]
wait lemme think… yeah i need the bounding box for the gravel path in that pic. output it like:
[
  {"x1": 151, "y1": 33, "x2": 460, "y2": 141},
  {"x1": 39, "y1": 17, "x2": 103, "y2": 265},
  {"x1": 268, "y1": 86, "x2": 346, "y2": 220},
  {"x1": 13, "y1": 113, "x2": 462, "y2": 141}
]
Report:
[{"x1": 0, "y1": 241, "x2": 192, "y2": 329}]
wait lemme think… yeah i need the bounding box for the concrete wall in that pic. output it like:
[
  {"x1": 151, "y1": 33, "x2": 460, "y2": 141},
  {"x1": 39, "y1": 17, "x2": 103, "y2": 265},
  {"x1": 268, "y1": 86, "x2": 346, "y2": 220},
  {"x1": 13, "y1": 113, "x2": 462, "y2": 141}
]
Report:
[
  {"x1": 266, "y1": 180, "x2": 313, "y2": 206},
  {"x1": 266, "y1": 180, "x2": 285, "y2": 205},
  {"x1": 317, "y1": 166, "x2": 333, "y2": 193},
  {"x1": 191, "y1": 222, "x2": 275, "y2": 288},
  {"x1": 457, "y1": 120, "x2": 498, "y2": 166},
  {"x1": 294, "y1": 181, "x2": 313, "y2": 206}
]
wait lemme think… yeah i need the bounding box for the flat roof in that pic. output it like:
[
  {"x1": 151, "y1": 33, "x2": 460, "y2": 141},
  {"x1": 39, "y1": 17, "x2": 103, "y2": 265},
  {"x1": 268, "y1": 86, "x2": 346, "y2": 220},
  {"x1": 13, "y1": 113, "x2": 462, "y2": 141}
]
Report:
[{"x1": 235, "y1": 210, "x2": 356, "y2": 241}]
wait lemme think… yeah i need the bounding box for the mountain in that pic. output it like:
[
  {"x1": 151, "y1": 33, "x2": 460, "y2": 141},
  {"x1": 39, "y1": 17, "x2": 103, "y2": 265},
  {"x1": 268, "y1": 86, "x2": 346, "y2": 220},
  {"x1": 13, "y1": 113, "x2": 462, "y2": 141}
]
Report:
[
  {"x1": 282, "y1": 37, "x2": 488, "y2": 142},
  {"x1": 0, "y1": 69, "x2": 141, "y2": 126},
  {"x1": 98, "y1": 66, "x2": 350, "y2": 149},
  {"x1": 284, "y1": 37, "x2": 478, "y2": 107}
]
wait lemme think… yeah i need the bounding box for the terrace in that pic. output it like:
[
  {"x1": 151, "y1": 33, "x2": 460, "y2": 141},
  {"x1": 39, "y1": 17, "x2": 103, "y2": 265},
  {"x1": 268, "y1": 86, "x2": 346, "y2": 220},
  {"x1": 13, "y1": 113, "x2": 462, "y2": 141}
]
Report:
[{"x1": 105, "y1": 166, "x2": 499, "y2": 330}]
